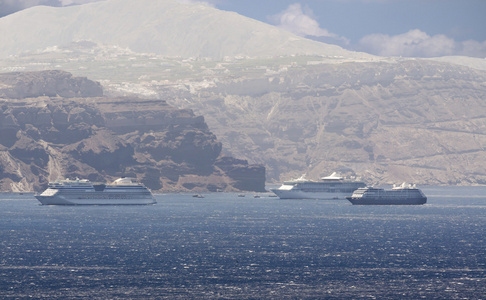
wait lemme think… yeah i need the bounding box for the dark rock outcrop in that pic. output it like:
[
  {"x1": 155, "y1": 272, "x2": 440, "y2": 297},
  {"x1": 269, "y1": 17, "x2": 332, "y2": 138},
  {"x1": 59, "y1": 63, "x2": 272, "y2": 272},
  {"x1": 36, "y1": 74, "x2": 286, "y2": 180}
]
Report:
[
  {"x1": 0, "y1": 70, "x2": 103, "y2": 99},
  {"x1": 0, "y1": 71, "x2": 265, "y2": 192},
  {"x1": 215, "y1": 157, "x2": 266, "y2": 192}
]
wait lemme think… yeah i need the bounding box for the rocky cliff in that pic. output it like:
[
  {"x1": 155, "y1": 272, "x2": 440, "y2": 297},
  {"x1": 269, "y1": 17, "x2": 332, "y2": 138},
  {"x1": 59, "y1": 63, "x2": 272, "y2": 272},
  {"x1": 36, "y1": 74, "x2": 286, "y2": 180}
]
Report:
[
  {"x1": 158, "y1": 58, "x2": 486, "y2": 186},
  {"x1": 2, "y1": 45, "x2": 486, "y2": 186},
  {"x1": 0, "y1": 70, "x2": 103, "y2": 99},
  {"x1": 0, "y1": 71, "x2": 265, "y2": 192}
]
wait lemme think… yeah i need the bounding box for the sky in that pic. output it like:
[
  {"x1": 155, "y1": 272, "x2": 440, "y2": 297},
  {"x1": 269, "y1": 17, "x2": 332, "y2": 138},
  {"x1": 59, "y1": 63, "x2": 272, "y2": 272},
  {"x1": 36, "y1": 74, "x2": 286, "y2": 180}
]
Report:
[{"x1": 1, "y1": 0, "x2": 485, "y2": 58}]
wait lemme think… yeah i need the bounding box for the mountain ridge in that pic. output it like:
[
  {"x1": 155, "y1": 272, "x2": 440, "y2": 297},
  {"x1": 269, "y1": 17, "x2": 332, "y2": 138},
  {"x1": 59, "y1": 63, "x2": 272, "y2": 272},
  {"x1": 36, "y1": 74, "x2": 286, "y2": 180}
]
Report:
[
  {"x1": 0, "y1": 0, "x2": 371, "y2": 60},
  {"x1": 1, "y1": 0, "x2": 485, "y2": 186}
]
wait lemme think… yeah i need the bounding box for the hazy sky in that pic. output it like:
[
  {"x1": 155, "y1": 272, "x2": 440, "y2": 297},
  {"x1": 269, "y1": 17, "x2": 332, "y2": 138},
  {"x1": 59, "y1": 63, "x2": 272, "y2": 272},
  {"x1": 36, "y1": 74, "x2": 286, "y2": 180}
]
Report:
[{"x1": 1, "y1": 0, "x2": 485, "y2": 58}]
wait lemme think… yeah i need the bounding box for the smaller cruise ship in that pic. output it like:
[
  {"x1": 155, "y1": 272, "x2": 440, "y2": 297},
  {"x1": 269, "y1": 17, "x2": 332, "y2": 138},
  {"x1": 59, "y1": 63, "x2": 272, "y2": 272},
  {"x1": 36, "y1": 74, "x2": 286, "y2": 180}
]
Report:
[
  {"x1": 35, "y1": 177, "x2": 156, "y2": 205},
  {"x1": 271, "y1": 172, "x2": 366, "y2": 200},
  {"x1": 346, "y1": 183, "x2": 427, "y2": 205}
]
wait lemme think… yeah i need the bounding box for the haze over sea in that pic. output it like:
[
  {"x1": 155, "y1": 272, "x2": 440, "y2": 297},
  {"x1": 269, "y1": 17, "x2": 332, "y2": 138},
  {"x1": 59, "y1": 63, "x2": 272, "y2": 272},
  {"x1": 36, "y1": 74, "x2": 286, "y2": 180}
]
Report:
[{"x1": 1, "y1": 186, "x2": 485, "y2": 299}]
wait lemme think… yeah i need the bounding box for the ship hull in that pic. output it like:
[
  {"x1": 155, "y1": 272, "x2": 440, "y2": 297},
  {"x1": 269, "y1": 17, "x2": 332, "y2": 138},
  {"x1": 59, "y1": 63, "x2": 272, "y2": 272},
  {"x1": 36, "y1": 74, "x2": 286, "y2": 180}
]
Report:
[
  {"x1": 346, "y1": 197, "x2": 427, "y2": 205},
  {"x1": 271, "y1": 189, "x2": 351, "y2": 200}
]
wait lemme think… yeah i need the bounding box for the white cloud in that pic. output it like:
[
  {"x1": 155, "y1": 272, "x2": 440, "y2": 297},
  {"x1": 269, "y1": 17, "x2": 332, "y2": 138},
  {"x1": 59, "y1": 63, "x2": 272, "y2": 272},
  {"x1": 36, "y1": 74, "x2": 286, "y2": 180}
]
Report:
[
  {"x1": 60, "y1": 0, "x2": 104, "y2": 5},
  {"x1": 268, "y1": 4, "x2": 486, "y2": 58},
  {"x1": 459, "y1": 39, "x2": 486, "y2": 58},
  {"x1": 269, "y1": 3, "x2": 349, "y2": 46},
  {"x1": 175, "y1": 0, "x2": 216, "y2": 7},
  {"x1": 357, "y1": 29, "x2": 486, "y2": 58}
]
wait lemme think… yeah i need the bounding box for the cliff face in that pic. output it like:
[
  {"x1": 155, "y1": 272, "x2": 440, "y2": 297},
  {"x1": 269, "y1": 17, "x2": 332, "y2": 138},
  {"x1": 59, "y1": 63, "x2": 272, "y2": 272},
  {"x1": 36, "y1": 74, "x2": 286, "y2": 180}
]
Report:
[
  {"x1": 161, "y1": 59, "x2": 486, "y2": 186},
  {"x1": 0, "y1": 71, "x2": 265, "y2": 192},
  {"x1": 3, "y1": 47, "x2": 485, "y2": 186}
]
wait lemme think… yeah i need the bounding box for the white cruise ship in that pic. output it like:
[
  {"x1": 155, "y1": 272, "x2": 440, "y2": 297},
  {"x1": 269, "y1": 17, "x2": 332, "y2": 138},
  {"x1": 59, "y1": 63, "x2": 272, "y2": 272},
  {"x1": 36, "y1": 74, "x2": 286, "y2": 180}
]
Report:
[
  {"x1": 271, "y1": 172, "x2": 366, "y2": 200},
  {"x1": 35, "y1": 177, "x2": 156, "y2": 205}
]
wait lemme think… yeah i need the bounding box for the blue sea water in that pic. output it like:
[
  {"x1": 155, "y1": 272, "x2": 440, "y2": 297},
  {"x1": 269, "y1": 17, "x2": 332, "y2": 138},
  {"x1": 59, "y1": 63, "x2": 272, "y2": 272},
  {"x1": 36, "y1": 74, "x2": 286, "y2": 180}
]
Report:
[{"x1": 0, "y1": 186, "x2": 485, "y2": 299}]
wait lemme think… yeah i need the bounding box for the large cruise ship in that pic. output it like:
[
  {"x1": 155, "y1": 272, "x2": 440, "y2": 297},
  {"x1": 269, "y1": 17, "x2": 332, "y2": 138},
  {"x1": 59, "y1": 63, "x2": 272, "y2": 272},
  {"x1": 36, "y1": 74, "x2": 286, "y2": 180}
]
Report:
[
  {"x1": 271, "y1": 172, "x2": 366, "y2": 200},
  {"x1": 35, "y1": 177, "x2": 156, "y2": 205},
  {"x1": 346, "y1": 183, "x2": 427, "y2": 205}
]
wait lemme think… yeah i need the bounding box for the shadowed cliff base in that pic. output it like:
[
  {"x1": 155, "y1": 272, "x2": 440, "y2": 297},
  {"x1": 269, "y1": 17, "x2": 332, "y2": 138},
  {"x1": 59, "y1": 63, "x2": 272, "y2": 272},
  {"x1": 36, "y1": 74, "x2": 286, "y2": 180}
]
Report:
[{"x1": 0, "y1": 70, "x2": 265, "y2": 193}]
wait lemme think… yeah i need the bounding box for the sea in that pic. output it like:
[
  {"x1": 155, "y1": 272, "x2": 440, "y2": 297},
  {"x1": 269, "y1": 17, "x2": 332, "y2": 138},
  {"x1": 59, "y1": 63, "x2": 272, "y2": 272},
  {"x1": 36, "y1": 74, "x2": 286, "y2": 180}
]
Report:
[{"x1": 0, "y1": 186, "x2": 485, "y2": 299}]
